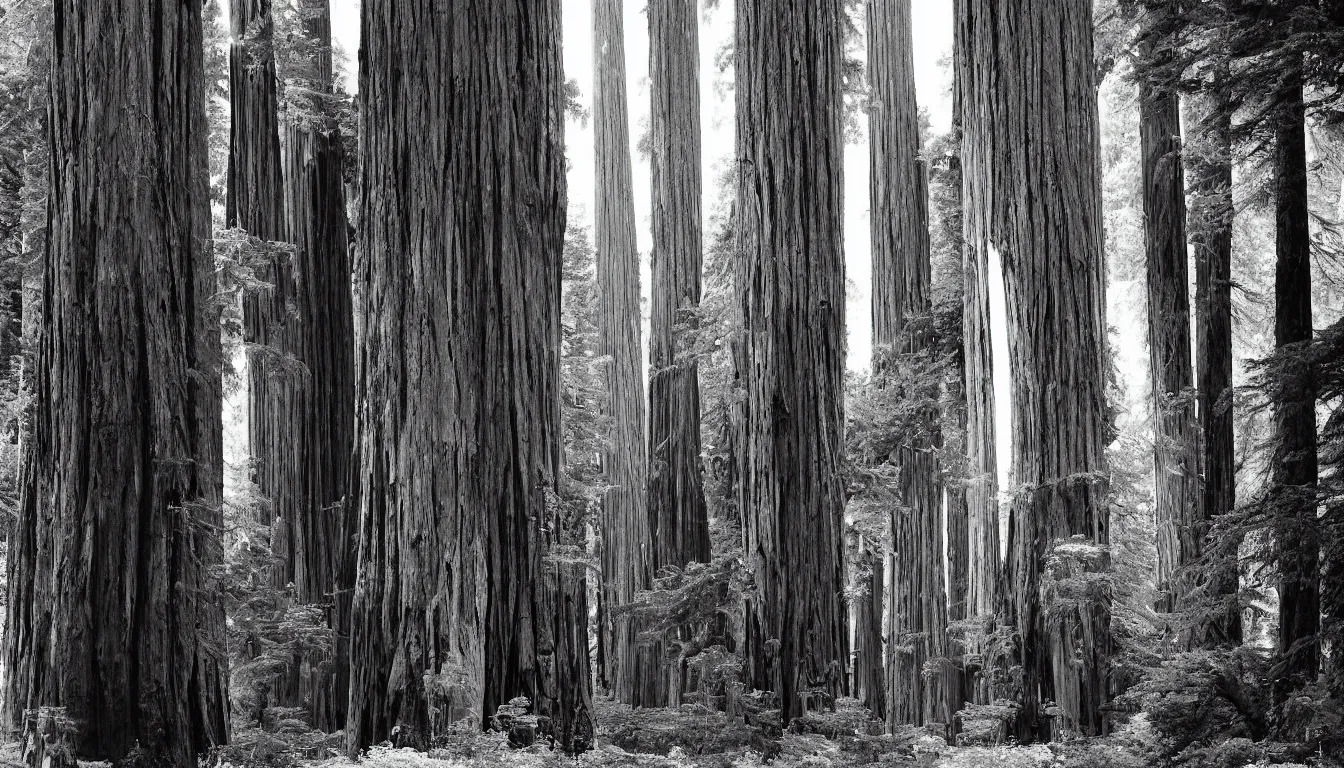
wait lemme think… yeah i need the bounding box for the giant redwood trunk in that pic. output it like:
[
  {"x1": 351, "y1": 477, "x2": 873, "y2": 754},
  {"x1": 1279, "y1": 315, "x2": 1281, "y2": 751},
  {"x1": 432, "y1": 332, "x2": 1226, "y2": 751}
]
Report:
[
  {"x1": 648, "y1": 0, "x2": 712, "y2": 706},
  {"x1": 1270, "y1": 71, "x2": 1319, "y2": 708},
  {"x1": 961, "y1": 0, "x2": 1111, "y2": 740},
  {"x1": 869, "y1": 0, "x2": 954, "y2": 732},
  {"x1": 347, "y1": 0, "x2": 592, "y2": 754},
  {"x1": 1138, "y1": 39, "x2": 1202, "y2": 616},
  {"x1": 1, "y1": 0, "x2": 229, "y2": 761},
  {"x1": 736, "y1": 0, "x2": 849, "y2": 723},
  {"x1": 953, "y1": 0, "x2": 1000, "y2": 706},
  {"x1": 852, "y1": 540, "x2": 885, "y2": 720},
  {"x1": 279, "y1": 0, "x2": 355, "y2": 731},
  {"x1": 592, "y1": 0, "x2": 657, "y2": 708},
  {"x1": 1188, "y1": 80, "x2": 1241, "y2": 646}
]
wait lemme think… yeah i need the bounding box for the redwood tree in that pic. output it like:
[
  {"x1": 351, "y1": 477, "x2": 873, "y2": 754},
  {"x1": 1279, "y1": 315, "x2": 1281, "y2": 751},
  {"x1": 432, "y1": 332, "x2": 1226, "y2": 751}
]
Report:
[
  {"x1": 736, "y1": 0, "x2": 849, "y2": 722},
  {"x1": 1138, "y1": 17, "x2": 1202, "y2": 615},
  {"x1": 346, "y1": 0, "x2": 592, "y2": 754},
  {"x1": 960, "y1": 0, "x2": 1111, "y2": 740},
  {"x1": 278, "y1": 0, "x2": 356, "y2": 730},
  {"x1": 869, "y1": 0, "x2": 954, "y2": 731},
  {"x1": 648, "y1": 0, "x2": 712, "y2": 706},
  {"x1": 953, "y1": 0, "x2": 1000, "y2": 706},
  {"x1": 1270, "y1": 66, "x2": 1319, "y2": 708},
  {"x1": 593, "y1": 0, "x2": 657, "y2": 708},
  {"x1": 2, "y1": 0, "x2": 229, "y2": 761}
]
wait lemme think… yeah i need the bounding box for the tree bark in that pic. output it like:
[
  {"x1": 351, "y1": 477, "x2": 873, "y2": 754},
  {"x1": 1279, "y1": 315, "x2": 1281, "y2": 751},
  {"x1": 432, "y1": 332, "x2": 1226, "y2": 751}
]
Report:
[
  {"x1": 1270, "y1": 71, "x2": 1319, "y2": 708},
  {"x1": 1188, "y1": 80, "x2": 1241, "y2": 646},
  {"x1": 592, "y1": 0, "x2": 658, "y2": 709},
  {"x1": 953, "y1": 0, "x2": 1000, "y2": 707},
  {"x1": 346, "y1": 0, "x2": 592, "y2": 754},
  {"x1": 869, "y1": 0, "x2": 954, "y2": 733},
  {"x1": 648, "y1": 0, "x2": 712, "y2": 707},
  {"x1": 961, "y1": 0, "x2": 1111, "y2": 740},
  {"x1": 1138, "y1": 42, "x2": 1201, "y2": 615},
  {"x1": 2, "y1": 0, "x2": 229, "y2": 761},
  {"x1": 736, "y1": 0, "x2": 849, "y2": 723},
  {"x1": 852, "y1": 540, "x2": 885, "y2": 721},
  {"x1": 278, "y1": 0, "x2": 356, "y2": 731}
]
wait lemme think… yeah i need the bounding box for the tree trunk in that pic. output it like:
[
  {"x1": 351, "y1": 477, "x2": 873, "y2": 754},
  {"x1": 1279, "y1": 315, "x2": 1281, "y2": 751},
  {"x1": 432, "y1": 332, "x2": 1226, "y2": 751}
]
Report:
[
  {"x1": 953, "y1": 0, "x2": 1000, "y2": 708},
  {"x1": 346, "y1": 0, "x2": 592, "y2": 754},
  {"x1": 736, "y1": 0, "x2": 849, "y2": 723},
  {"x1": 648, "y1": 0, "x2": 712, "y2": 707},
  {"x1": 1138, "y1": 46, "x2": 1201, "y2": 616},
  {"x1": 593, "y1": 0, "x2": 657, "y2": 709},
  {"x1": 2, "y1": 0, "x2": 229, "y2": 761},
  {"x1": 228, "y1": 0, "x2": 297, "y2": 705},
  {"x1": 869, "y1": 0, "x2": 954, "y2": 733},
  {"x1": 1270, "y1": 70, "x2": 1319, "y2": 709},
  {"x1": 961, "y1": 0, "x2": 1111, "y2": 740},
  {"x1": 279, "y1": 0, "x2": 356, "y2": 732},
  {"x1": 1188, "y1": 81, "x2": 1241, "y2": 647},
  {"x1": 852, "y1": 540, "x2": 885, "y2": 721}
]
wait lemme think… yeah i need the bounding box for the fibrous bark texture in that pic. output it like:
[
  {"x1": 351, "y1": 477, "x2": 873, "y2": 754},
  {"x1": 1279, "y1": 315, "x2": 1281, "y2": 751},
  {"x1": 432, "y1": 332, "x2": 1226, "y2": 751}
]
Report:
[
  {"x1": 279, "y1": 0, "x2": 355, "y2": 731},
  {"x1": 593, "y1": 0, "x2": 657, "y2": 709},
  {"x1": 347, "y1": 0, "x2": 592, "y2": 754},
  {"x1": 960, "y1": 0, "x2": 1111, "y2": 740},
  {"x1": 1138, "y1": 52, "x2": 1201, "y2": 615},
  {"x1": 1188, "y1": 83, "x2": 1241, "y2": 646},
  {"x1": 736, "y1": 0, "x2": 849, "y2": 723},
  {"x1": 2, "y1": 0, "x2": 229, "y2": 761},
  {"x1": 1270, "y1": 73, "x2": 1319, "y2": 707},
  {"x1": 852, "y1": 539, "x2": 885, "y2": 721},
  {"x1": 869, "y1": 0, "x2": 954, "y2": 732},
  {"x1": 648, "y1": 0, "x2": 711, "y2": 706},
  {"x1": 953, "y1": 0, "x2": 1000, "y2": 706}
]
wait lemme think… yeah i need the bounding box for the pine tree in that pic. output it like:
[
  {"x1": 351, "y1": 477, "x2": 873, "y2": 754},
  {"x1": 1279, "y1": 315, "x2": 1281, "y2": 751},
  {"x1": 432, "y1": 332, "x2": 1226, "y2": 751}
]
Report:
[
  {"x1": 736, "y1": 0, "x2": 849, "y2": 723},
  {"x1": 592, "y1": 0, "x2": 657, "y2": 708},
  {"x1": 276, "y1": 0, "x2": 356, "y2": 731},
  {"x1": 346, "y1": 0, "x2": 592, "y2": 753},
  {"x1": 869, "y1": 0, "x2": 954, "y2": 732},
  {"x1": 2, "y1": 0, "x2": 229, "y2": 761},
  {"x1": 961, "y1": 0, "x2": 1111, "y2": 740},
  {"x1": 648, "y1": 0, "x2": 712, "y2": 706}
]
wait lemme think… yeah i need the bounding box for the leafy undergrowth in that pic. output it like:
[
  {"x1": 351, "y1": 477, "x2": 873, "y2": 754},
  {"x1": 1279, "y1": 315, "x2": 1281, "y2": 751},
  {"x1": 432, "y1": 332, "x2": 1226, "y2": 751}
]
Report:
[{"x1": 200, "y1": 697, "x2": 1342, "y2": 768}]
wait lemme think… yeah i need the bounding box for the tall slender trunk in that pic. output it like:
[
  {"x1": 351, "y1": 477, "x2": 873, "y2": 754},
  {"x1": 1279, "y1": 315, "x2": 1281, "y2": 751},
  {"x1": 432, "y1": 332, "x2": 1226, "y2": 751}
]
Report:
[
  {"x1": 227, "y1": 0, "x2": 297, "y2": 703},
  {"x1": 1138, "y1": 38, "x2": 1201, "y2": 616},
  {"x1": 1188, "y1": 80, "x2": 1241, "y2": 647},
  {"x1": 953, "y1": 0, "x2": 1000, "y2": 707},
  {"x1": 852, "y1": 539, "x2": 885, "y2": 720},
  {"x1": 593, "y1": 0, "x2": 657, "y2": 708},
  {"x1": 736, "y1": 0, "x2": 849, "y2": 723},
  {"x1": 869, "y1": 0, "x2": 954, "y2": 733},
  {"x1": 2, "y1": 0, "x2": 228, "y2": 761},
  {"x1": 346, "y1": 0, "x2": 592, "y2": 754},
  {"x1": 1270, "y1": 70, "x2": 1319, "y2": 709},
  {"x1": 648, "y1": 0, "x2": 711, "y2": 706},
  {"x1": 961, "y1": 0, "x2": 1111, "y2": 740},
  {"x1": 278, "y1": 0, "x2": 355, "y2": 731}
]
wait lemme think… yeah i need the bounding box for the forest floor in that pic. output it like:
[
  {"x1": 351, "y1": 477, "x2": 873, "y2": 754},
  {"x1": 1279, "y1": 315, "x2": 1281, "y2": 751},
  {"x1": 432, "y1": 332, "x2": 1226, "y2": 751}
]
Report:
[{"x1": 203, "y1": 698, "x2": 1327, "y2": 768}]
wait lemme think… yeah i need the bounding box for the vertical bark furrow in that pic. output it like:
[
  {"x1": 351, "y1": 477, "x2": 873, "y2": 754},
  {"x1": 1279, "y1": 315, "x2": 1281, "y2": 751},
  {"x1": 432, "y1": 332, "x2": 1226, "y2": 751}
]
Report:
[
  {"x1": 648, "y1": 0, "x2": 711, "y2": 705},
  {"x1": 4, "y1": 0, "x2": 228, "y2": 761},
  {"x1": 347, "y1": 0, "x2": 591, "y2": 753},
  {"x1": 593, "y1": 0, "x2": 657, "y2": 708},
  {"x1": 736, "y1": 0, "x2": 849, "y2": 723}
]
